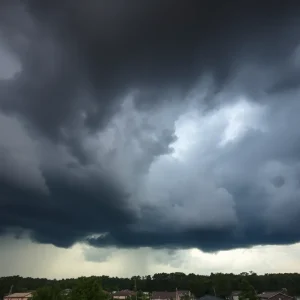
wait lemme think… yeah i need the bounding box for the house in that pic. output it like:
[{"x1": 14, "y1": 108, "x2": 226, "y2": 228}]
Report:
[
  {"x1": 113, "y1": 290, "x2": 136, "y2": 299},
  {"x1": 4, "y1": 292, "x2": 34, "y2": 300},
  {"x1": 151, "y1": 292, "x2": 177, "y2": 300},
  {"x1": 257, "y1": 292, "x2": 294, "y2": 300},
  {"x1": 151, "y1": 291, "x2": 192, "y2": 300}
]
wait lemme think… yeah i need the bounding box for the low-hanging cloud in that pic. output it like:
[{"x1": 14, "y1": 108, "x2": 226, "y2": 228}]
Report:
[{"x1": 1, "y1": 0, "x2": 300, "y2": 253}]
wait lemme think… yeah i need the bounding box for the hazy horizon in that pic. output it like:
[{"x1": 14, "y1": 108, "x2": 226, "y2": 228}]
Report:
[{"x1": 1, "y1": 0, "x2": 300, "y2": 278}]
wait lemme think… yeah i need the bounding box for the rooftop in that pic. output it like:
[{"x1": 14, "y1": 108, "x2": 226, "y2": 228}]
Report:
[
  {"x1": 4, "y1": 293, "x2": 33, "y2": 298},
  {"x1": 258, "y1": 292, "x2": 292, "y2": 299},
  {"x1": 113, "y1": 290, "x2": 136, "y2": 296},
  {"x1": 151, "y1": 291, "x2": 190, "y2": 299},
  {"x1": 152, "y1": 292, "x2": 177, "y2": 299}
]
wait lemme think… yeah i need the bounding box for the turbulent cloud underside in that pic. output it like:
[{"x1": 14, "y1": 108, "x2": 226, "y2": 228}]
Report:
[{"x1": 1, "y1": 0, "x2": 300, "y2": 252}]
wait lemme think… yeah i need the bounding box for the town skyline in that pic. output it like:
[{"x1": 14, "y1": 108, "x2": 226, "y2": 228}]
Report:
[{"x1": 1, "y1": 272, "x2": 300, "y2": 300}]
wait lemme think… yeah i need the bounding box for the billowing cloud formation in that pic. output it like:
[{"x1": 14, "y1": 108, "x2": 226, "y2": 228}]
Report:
[{"x1": 1, "y1": 0, "x2": 300, "y2": 252}]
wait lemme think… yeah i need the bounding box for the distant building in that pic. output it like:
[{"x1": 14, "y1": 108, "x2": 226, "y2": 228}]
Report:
[
  {"x1": 4, "y1": 292, "x2": 33, "y2": 300},
  {"x1": 113, "y1": 290, "x2": 136, "y2": 299},
  {"x1": 152, "y1": 292, "x2": 176, "y2": 300},
  {"x1": 151, "y1": 290, "x2": 192, "y2": 300},
  {"x1": 257, "y1": 292, "x2": 294, "y2": 300}
]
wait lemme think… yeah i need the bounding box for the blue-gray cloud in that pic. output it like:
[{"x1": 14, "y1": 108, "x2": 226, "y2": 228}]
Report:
[{"x1": 1, "y1": 0, "x2": 300, "y2": 253}]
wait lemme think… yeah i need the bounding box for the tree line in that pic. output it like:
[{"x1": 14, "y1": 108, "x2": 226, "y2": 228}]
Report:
[{"x1": 1, "y1": 272, "x2": 300, "y2": 300}]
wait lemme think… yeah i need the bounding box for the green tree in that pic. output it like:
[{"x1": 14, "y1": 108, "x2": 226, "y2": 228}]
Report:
[
  {"x1": 70, "y1": 277, "x2": 108, "y2": 300},
  {"x1": 32, "y1": 285, "x2": 64, "y2": 300},
  {"x1": 239, "y1": 279, "x2": 258, "y2": 300},
  {"x1": 3, "y1": 271, "x2": 300, "y2": 300}
]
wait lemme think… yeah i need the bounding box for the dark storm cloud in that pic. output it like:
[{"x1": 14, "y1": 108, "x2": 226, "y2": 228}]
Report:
[
  {"x1": 87, "y1": 226, "x2": 300, "y2": 252},
  {"x1": 1, "y1": 0, "x2": 299, "y2": 137},
  {"x1": 1, "y1": 0, "x2": 300, "y2": 252},
  {"x1": 0, "y1": 172, "x2": 134, "y2": 248}
]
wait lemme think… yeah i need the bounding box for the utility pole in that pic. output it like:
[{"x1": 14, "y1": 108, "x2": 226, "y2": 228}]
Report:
[
  {"x1": 9, "y1": 285, "x2": 13, "y2": 295},
  {"x1": 135, "y1": 278, "x2": 137, "y2": 300}
]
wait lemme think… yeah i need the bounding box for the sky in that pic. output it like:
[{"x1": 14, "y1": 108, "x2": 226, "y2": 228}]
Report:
[{"x1": 1, "y1": 0, "x2": 300, "y2": 278}]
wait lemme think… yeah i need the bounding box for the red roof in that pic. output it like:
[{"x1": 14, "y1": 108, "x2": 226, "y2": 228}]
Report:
[
  {"x1": 113, "y1": 290, "x2": 136, "y2": 297},
  {"x1": 152, "y1": 292, "x2": 176, "y2": 299},
  {"x1": 152, "y1": 291, "x2": 190, "y2": 299}
]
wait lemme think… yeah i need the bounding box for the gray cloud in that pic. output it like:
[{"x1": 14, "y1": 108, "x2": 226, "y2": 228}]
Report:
[{"x1": 1, "y1": 0, "x2": 300, "y2": 254}]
